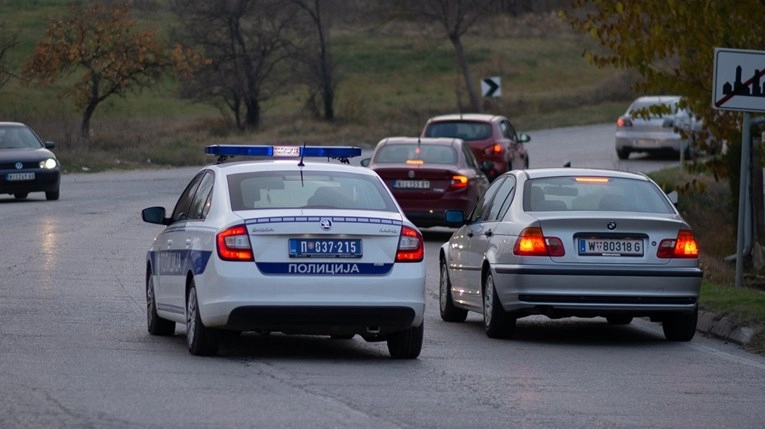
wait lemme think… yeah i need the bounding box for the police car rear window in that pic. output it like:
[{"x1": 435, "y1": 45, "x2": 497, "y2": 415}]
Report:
[{"x1": 227, "y1": 171, "x2": 399, "y2": 212}]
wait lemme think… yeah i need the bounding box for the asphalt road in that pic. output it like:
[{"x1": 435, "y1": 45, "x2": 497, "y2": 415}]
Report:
[{"x1": 2, "y1": 124, "x2": 764, "y2": 428}]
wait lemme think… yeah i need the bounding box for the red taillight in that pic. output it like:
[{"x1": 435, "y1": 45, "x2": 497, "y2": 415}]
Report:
[
  {"x1": 617, "y1": 117, "x2": 633, "y2": 127},
  {"x1": 449, "y1": 175, "x2": 469, "y2": 190},
  {"x1": 396, "y1": 226, "x2": 424, "y2": 262},
  {"x1": 216, "y1": 225, "x2": 254, "y2": 261},
  {"x1": 513, "y1": 227, "x2": 565, "y2": 257},
  {"x1": 484, "y1": 144, "x2": 504, "y2": 155},
  {"x1": 657, "y1": 230, "x2": 699, "y2": 259}
]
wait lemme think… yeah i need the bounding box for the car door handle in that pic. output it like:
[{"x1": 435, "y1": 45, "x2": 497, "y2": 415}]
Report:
[
  {"x1": 467, "y1": 231, "x2": 474, "y2": 237},
  {"x1": 166, "y1": 239, "x2": 173, "y2": 247},
  {"x1": 484, "y1": 229, "x2": 493, "y2": 237},
  {"x1": 185, "y1": 239, "x2": 192, "y2": 247}
]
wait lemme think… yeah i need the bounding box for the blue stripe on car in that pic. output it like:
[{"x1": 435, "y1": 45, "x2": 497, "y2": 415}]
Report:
[{"x1": 148, "y1": 250, "x2": 212, "y2": 276}]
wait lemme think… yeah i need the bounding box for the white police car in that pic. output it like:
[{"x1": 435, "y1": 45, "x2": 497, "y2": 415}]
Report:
[{"x1": 142, "y1": 145, "x2": 426, "y2": 358}]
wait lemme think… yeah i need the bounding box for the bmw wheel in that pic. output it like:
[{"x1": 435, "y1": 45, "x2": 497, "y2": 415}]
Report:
[
  {"x1": 186, "y1": 280, "x2": 220, "y2": 356},
  {"x1": 146, "y1": 273, "x2": 175, "y2": 336},
  {"x1": 387, "y1": 323, "x2": 423, "y2": 359},
  {"x1": 616, "y1": 148, "x2": 630, "y2": 160},
  {"x1": 663, "y1": 306, "x2": 698, "y2": 342},
  {"x1": 46, "y1": 189, "x2": 59, "y2": 201},
  {"x1": 13, "y1": 192, "x2": 27, "y2": 200},
  {"x1": 483, "y1": 271, "x2": 515, "y2": 339},
  {"x1": 440, "y1": 259, "x2": 467, "y2": 322}
]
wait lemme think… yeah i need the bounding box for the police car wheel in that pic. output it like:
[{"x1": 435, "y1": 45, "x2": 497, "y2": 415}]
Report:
[
  {"x1": 146, "y1": 274, "x2": 175, "y2": 336},
  {"x1": 186, "y1": 280, "x2": 220, "y2": 356},
  {"x1": 386, "y1": 322, "x2": 423, "y2": 359}
]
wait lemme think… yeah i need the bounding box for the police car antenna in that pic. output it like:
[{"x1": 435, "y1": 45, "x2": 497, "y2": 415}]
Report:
[{"x1": 298, "y1": 142, "x2": 306, "y2": 167}]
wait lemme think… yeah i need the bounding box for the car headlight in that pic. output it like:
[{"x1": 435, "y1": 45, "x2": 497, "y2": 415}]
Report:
[{"x1": 40, "y1": 158, "x2": 58, "y2": 169}]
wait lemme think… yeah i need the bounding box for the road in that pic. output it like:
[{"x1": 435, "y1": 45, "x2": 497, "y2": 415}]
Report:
[{"x1": 2, "y1": 124, "x2": 764, "y2": 428}]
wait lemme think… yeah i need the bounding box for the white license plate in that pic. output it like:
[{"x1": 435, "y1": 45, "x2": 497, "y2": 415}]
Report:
[
  {"x1": 635, "y1": 139, "x2": 658, "y2": 147},
  {"x1": 394, "y1": 180, "x2": 430, "y2": 189},
  {"x1": 578, "y1": 238, "x2": 643, "y2": 256},
  {"x1": 6, "y1": 172, "x2": 35, "y2": 181}
]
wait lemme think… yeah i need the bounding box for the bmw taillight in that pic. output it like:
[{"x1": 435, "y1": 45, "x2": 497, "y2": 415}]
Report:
[
  {"x1": 657, "y1": 230, "x2": 698, "y2": 258},
  {"x1": 513, "y1": 227, "x2": 565, "y2": 257},
  {"x1": 449, "y1": 175, "x2": 469, "y2": 190},
  {"x1": 395, "y1": 226, "x2": 424, "y2": 262},
  {"x1": 617, "y1": 117, "x2": 633, "y2": 127},
  {"x1": 216, "y1": 225, "x2": 254, "y2": 261},
  {"x1": 484, "y1": 144, "x2": 504, "y2": 156}
]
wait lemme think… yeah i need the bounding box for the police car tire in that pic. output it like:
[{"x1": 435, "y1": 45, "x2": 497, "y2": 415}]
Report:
[
  {"x1": 386, "y1": 322, "x2": 423, "y2": 359},
  {"x1": 147, "y1": 275, "x2": 175, "y2": 336},
  {"x1": 439, "y1": 259, "x2": 467, "y2": 323},
  {"x1": 186, "y1": 282, "x2": 220, "y2": 356}
]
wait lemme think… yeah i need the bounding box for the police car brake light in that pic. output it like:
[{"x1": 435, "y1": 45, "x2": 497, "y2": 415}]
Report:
[
  {"x1": 395, "y1": 226, "x2": 424, "y2": 262},
  {"x1": 205, "y1": 144, "x2": 362, "y2": 163},
  {"x1": 216, "y1": 225, "x2": 253, "y2": 261}
]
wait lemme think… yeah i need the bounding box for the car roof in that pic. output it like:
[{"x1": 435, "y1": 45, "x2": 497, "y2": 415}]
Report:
[
  {"x1": 425, "y1": 113, "x2": 503, "y2": 123},
  {"x1": 631, "y1": 95, "x2": 681, "y2": 105},
  {"x1": 376, "y1": 136, "x2": 462, "y2": 146},
  {"x1": 0, "y1": 122, "x2": 27, "y2": 127},
  {"x1": 519, "y1": 167, "x2": 650, "y2": 181}
]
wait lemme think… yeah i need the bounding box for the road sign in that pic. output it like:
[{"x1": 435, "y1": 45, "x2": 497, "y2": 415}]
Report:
[
  {"x1": 481, "y1": 77, "x2": 501, "y2": 97},
  {"x1": 713, "y1": 48, "x2": 765, "y2": 112}
]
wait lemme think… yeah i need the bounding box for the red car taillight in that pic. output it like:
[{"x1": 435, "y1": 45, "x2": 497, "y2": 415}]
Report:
[
  {"x1": 513, "y1": 227, "x2": 565, "y2": 257},
  {"x1": 449, "y1": 175, "x2": 469, "y2": 190},
  {"x1": 216, "y1": 225, "x2": 254, "y2": 261},
  {"x1": 484, "y1": 144, "x2": 504, "y2": 156},
  {"x1": 617, "y1": 117, "x2": 633, "y2": 127},
  {"x1": 395, "y1": 226, "x2": 424, "y2": 262},
  {"x1": 657, "y1": 230, "x2": 699, "y2": 258}
]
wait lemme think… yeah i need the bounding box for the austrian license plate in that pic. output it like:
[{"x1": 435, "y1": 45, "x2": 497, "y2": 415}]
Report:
[
  {"x1": 635, "y1": 139, "x2": 658, "y2": 147},
  {"x1": 578, "y1": 238, "x2": 643, "y2": 256},
  {"x1": 393, "y1": 180, "x2": 430, "y2": 189},
  {"x1": 6, "y1": 172, "x2": 35, "y2": 181},
  {"x1": 289, "y1": 238, "x2": 362, "y2": 258}
]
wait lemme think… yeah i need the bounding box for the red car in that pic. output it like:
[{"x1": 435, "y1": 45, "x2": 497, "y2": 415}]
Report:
[
  {"x1": 422, "y1": 113, "x2": 531, "y2": 181},
  {"x1": 362, "y1": 137, "x2": 490, "y2": 228}
]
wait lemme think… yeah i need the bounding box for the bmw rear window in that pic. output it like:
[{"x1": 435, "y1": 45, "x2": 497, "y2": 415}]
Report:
[
  {"x1": 227, "y1": 170, "x2": 399, "y2": 212},
  {"x1": 524, "y1": 176, "x2": 676, "y2": 213}
]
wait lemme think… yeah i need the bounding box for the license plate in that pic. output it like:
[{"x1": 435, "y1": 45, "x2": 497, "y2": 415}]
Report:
[
  {"x1": 393, "y1": 180, "x2": 430, "y2": 189},
  {"x1": 289, "y1": 239, "x2": 362, "y2": 258},
  {"x1": 635, "y1": 139, "x2": 658, "y2": 147},
  {"x1": 578, "y1": 238, "x2": 643, "y2": 256},
  {"x1": 6, "y1": 172, "x2": 35, "y2": 181}
]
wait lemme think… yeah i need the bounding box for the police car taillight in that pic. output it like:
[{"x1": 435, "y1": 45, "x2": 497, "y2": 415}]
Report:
[
  {"x1": 216, "y1": 225, "x2": 254, "y2": 261},
  {"x1": 395, "y1": 226, "x2": 424, "y2": 262}
]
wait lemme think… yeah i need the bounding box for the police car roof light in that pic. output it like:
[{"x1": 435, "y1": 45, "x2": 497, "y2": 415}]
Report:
[{"x1": 205, "y1": 144, "x2": 362, "y2": 159}]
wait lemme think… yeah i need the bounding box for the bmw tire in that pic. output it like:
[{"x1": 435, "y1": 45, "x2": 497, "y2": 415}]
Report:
[
  {"x1": 440, "y1": 259, "x2": 467, "y2": 322},
  {"x1": 663, "y1": 306, "x2": 698, "y2": 342},
  {"x1": 483, "y1": 271, "x2": 515, "y2": 339},
  {"x1": 186, "y1": 280, "x2": 220, "y2": 356}
]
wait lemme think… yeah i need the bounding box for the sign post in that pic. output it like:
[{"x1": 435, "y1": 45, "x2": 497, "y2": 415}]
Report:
[{"x1": 713, "y1": 47, "x2": 765, "y2": 287}]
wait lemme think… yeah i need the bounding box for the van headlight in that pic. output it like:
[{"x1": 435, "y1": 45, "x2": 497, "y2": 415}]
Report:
[{"x1": 40, "y1": 158, "x2": 58, "y2": 169}]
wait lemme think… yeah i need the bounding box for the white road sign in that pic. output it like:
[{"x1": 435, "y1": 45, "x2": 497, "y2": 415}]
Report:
[{"x1": 713, "y1": 47, "x2": 765, "y2": 112}]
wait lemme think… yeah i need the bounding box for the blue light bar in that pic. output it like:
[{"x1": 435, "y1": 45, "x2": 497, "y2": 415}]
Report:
[{"x1": 205, "y1": 145, "x2": 361, "y2": 159}]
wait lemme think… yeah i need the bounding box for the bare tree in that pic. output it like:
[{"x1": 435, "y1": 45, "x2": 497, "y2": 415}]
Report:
[
  {"x1": 170, "y1": 0, "x2": 294, "y2": 130},
  {"x1": 0, "y1": 22, "x2": 19, "y2": 90},
  {"x1": 389, "y1": 0, "x2": 495, "y2": 113},
  {"x1": 289, "y1": 0, "x2": 340, "y2": 121}
]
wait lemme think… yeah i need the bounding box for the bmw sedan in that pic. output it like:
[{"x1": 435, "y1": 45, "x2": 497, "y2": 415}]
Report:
[
  {"x1": 361, "y1": 136, "x2": 490, "y2": 228},
  {"x1": 142, "y1": 145, "x2": 426, "y2": 358},
  {"x1": 0, "y1": 122, "x2": 60, "y2": 200},
  {"x1": 439, "y1": 167, "x2": 702, "y2": 341}
]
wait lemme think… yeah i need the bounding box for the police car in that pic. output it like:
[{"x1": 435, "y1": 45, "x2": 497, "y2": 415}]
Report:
[{"x1": 141, "y1": 145, "x2": 426, "y2": 358}]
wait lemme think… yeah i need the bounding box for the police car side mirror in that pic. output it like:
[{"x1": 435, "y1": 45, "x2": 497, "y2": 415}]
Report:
[{"x1": 142, "y1": 206, "x2": 171, "y2": 225}]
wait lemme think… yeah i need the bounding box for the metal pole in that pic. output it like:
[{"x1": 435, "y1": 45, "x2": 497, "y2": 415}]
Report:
[{"x1": 736, "y1": 112, "x2": 751, "y2": 288}]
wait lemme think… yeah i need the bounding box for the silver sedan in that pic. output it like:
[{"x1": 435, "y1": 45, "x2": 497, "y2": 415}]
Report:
[{"x1": 439, "y1": 167, "x2": 702, "y2": 341}]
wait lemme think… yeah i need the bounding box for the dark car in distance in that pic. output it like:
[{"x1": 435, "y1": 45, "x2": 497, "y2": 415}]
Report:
[
  {"x1": 422, "y1": 113, "x2": 531, "y2": 181},
  {"x1": 362, "y1": 137, "x2": 490, "y2": 228},
  {"x1": 0, "y1": 122, "x2": 60, "y2": 201}
]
